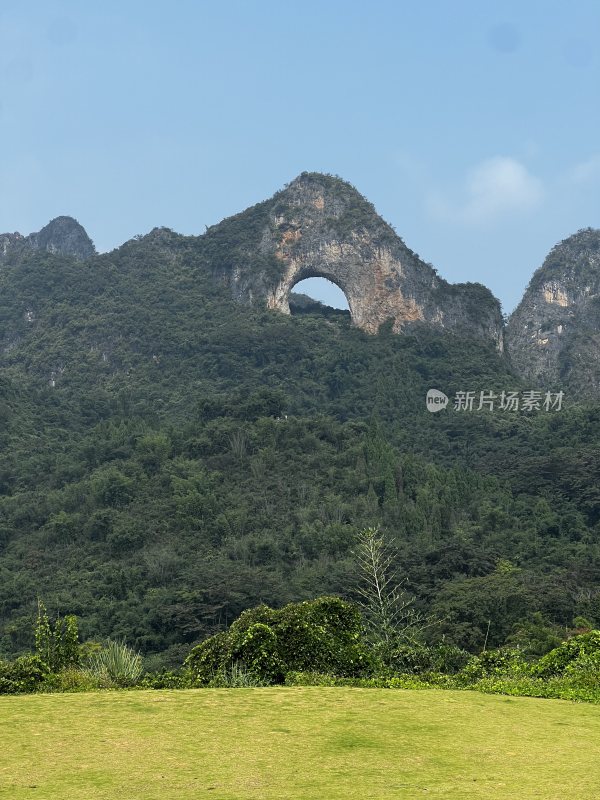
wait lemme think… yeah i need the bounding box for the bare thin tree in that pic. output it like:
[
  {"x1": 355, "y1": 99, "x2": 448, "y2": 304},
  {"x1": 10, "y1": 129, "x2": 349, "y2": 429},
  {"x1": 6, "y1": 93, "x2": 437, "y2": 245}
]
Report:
[{"x1": 353, "y1": 526, "x2": 435, "y2": 657}]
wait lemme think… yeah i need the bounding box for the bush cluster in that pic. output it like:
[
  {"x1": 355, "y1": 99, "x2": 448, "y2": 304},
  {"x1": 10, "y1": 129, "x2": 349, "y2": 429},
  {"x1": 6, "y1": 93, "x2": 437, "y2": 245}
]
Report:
[
  {"x1": 0, "y1": 655, "x2": 50, "y2": 694},
  {"x1": 285, "y1": 628, "x2": 600, "y2": 704},
  {"x1": 0, "y1": 607, "x2": 147, "y2": 695},
  {"x1": 185, "y1": 596, "x2": 372, "y2": 685},
  {"x1": 3, "y1": 599, "x2": 600, "y2": 707}
]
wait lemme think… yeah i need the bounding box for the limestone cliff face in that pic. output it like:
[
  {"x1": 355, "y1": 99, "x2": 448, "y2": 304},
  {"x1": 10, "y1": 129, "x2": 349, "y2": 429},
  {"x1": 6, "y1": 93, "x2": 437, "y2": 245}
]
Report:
[
  {"x1": 506, "y1": 228, "x2": 600, "y2": 393},
  {"x1": 205, "y1": 173, "x2": 504, "y2": 349},
  {"x1": 0, "y1": 216, "x2": 95, "y2": 264}
]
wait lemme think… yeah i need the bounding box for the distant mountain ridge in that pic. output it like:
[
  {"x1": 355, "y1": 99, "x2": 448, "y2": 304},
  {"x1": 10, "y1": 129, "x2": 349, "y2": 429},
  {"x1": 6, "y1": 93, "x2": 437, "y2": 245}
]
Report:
[{"x1": 2, "y1": 174, "x2": 599, "y2": 396}]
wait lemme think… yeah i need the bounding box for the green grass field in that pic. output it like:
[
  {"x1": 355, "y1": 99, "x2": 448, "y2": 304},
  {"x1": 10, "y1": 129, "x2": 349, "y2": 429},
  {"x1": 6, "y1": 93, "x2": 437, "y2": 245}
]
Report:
[{"x1": 1, "y1": 687, "x2": 599, "y2": 799}]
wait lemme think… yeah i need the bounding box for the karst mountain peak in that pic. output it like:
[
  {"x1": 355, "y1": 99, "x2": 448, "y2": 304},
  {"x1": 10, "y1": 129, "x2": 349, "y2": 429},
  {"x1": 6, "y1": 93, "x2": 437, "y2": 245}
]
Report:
[
  {"x1": 0, "y1": 215, "x2": 95, "y2": 264},
  {"x1": 202, "y1": 171, "x2": 504, "y2": 348},
  {"x1": 506, "y1": 226, "x2": 600, "y2": 394},
  {"x1": 3, "y1": 174, "x2": 600, "y2": 395}
]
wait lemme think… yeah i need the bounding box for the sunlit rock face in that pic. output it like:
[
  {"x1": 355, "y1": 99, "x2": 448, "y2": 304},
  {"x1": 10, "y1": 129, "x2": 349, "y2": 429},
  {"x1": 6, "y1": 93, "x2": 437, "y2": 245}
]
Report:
[
  {"x1": 209, "y1": 172, "x2": 504, "y2": 349},
  {"x1": 506, "y1": 228, "x2": 600, "y2": 394},
  {"x1": 0, "y1": 216, "x2": 95, "y2": 264}
]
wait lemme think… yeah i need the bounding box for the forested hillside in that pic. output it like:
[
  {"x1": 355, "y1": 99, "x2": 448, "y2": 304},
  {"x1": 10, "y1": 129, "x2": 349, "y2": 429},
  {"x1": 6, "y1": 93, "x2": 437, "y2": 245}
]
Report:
[{"x1": 1, "y1": 227, "x2": 599, "y2": 669}]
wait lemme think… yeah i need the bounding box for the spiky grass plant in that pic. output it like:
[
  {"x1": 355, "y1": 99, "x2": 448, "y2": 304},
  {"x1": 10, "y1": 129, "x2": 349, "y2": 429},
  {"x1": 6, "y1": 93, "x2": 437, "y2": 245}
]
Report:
[
  {"x1": 85, "y1": 639, "x2": 143, "y2": 688},
  {"x1": 208, "y1": 662, "x2": 266, "y2": 688}
]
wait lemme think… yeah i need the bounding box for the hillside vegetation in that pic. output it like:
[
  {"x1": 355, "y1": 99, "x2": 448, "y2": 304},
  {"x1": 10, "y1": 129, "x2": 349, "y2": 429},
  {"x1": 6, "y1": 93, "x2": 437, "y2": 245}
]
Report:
[{"x1": 0, "y1": 232, "x2": 599, "y2": 667}]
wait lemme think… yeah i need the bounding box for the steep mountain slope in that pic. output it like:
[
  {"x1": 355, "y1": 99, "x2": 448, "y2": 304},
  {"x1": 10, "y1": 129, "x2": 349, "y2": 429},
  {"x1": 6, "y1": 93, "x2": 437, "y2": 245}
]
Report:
[{"x1": 506, "y1": 228, "x2": 600, "y2": 395}]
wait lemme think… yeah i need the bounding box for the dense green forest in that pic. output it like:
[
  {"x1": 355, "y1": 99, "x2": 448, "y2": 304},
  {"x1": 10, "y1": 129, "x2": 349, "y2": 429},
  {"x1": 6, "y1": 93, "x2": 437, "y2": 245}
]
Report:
[{"x1": 1, "y1": 232, "x2": 599, "y2": 669}]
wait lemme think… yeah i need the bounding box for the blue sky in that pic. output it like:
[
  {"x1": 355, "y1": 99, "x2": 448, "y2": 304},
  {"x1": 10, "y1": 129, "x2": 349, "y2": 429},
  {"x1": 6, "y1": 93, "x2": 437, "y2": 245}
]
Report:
[{"x1": 1, "y1": 0, "x2": 599, "y2": 312}]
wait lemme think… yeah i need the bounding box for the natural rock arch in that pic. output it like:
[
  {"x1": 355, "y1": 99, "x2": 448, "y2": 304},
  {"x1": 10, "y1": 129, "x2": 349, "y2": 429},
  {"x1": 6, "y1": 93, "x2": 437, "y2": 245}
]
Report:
[
  {"x1": 260, "y1": 174, "x2": 442, "y2": 334},
  {"x1": 215, "y1": 172, "x2": 504, "y2": 347},
  {"x1": 269, "y1": 269, "x2": 354, "y2": 318},
  {"x1": 265, "y1": 238, "x2": 425, "y2": 334}
]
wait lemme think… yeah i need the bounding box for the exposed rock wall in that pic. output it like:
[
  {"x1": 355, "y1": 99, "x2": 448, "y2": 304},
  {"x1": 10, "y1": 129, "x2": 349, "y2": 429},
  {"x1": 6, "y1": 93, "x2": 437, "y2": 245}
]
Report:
[{"x1": 506, "y1": 228, "x2": 600, "y2": 393}]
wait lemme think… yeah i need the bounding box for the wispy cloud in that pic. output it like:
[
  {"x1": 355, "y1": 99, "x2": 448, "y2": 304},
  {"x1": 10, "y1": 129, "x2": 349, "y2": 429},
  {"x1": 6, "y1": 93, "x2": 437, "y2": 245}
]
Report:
[
  {"x1": 428, "y1": 156, "x2": 544, "y2": 225},
  {"x1": 566, "y1": 154, "x2": 600, "y2": 185}
]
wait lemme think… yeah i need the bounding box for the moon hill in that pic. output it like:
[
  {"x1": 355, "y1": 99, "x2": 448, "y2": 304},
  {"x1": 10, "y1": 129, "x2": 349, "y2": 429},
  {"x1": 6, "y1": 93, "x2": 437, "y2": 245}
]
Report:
[
  {"x1": 2, "y1": 172, "x2": 599, "y2": 396},
  {"x1": 0, "y1": 171, "x2": 599, "y2": 666}
]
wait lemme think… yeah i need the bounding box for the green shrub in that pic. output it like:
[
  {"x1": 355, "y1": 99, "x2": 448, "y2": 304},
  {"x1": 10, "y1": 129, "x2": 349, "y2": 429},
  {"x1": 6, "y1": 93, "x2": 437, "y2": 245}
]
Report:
[
  {"x1": 466, "y1": 675, "x2": 600, "y2": 704},
  {"x1": 268, "y1": 596, "x2": 372, "y2": 676},
  {"x1": 506, "y1": 613, "x2": 564, "y2": 657},
  {"x1": 284, "y1": 670, "x2": 382, "y2": 687},
  {"x1": 457, "y1": 647, "x2": 531, "y2": 684},
  {"x1": 184, "y1": 631, "x2": 230, "y2": 686},
  {"x1": 562, "y1": 652, "x2": 600, "y2": 686},
  {"x1": 0, "y1": 655, "x2": 50, "y2": 694},
  {"x1": 41, "y1": 668, "x2": 102, "y2": 693},
  {"x1": 430, "y1": 642, "x2": 471, "y2": 674},
  {"x1": 284, "y1": 670, "x2": 454, "y2": 690},
  {"x1": 138, "y1": 670, "x2": 192, "y2": 690},
  {"x1": 283, "y1": 668, "x2": 600, "y2": 703},
  {"x1": 231, "y1": 622, "x2": 283, "y2": 683},
  {"x1": 388, "y1": 642, "x2": 469, "y2": 675},
  {"x1": 185, "y1": 596, "x2": 372, "y2": 685},
  {"x1": 35, "y1": 601, "x2": 81, "y2": 671},
  {"x1": 533, "y1": 630, "x2": 600, "y2": 678}
]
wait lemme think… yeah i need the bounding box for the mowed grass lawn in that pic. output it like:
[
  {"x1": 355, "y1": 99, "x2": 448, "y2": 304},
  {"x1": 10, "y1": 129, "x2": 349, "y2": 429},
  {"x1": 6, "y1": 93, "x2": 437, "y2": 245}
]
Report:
[{"x1": 1, "y1": 687, "x2": 599, "y2": 799}]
